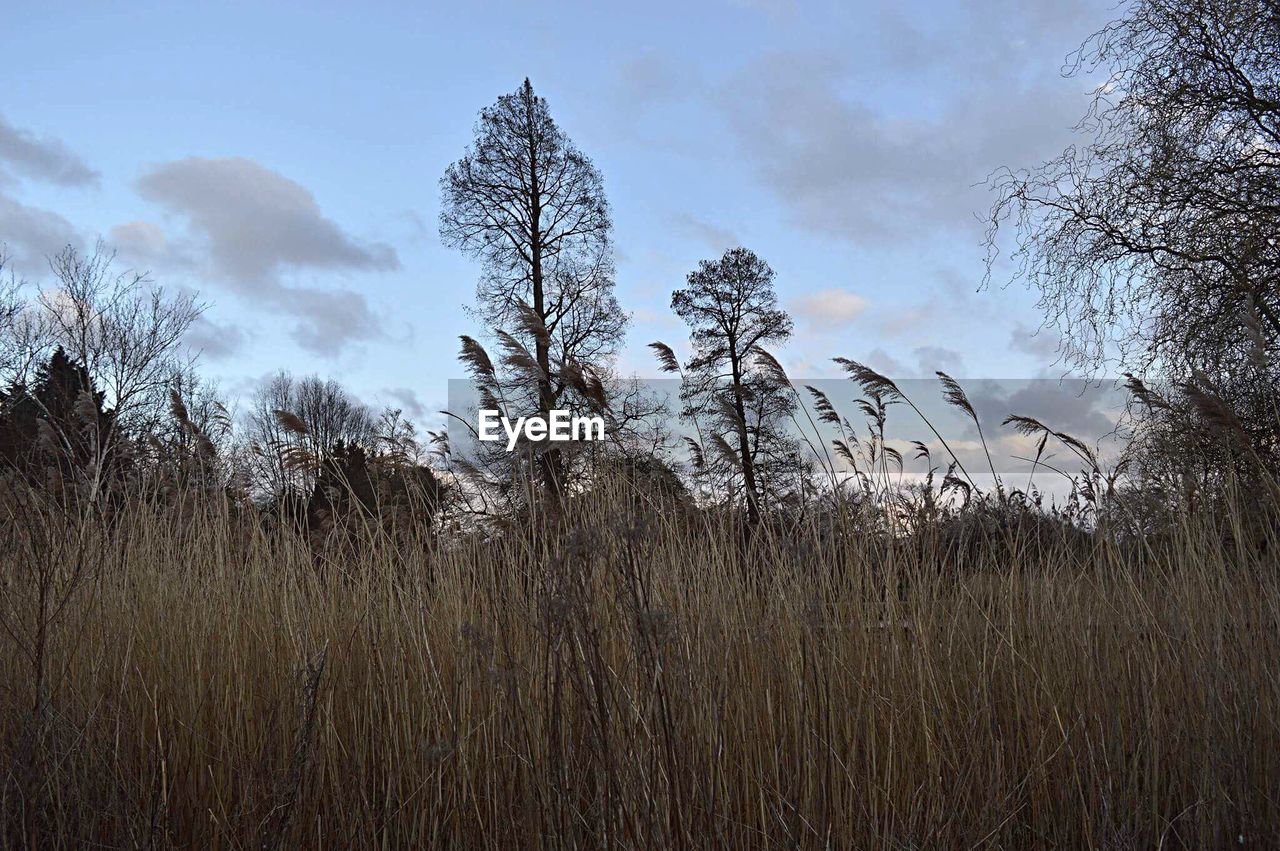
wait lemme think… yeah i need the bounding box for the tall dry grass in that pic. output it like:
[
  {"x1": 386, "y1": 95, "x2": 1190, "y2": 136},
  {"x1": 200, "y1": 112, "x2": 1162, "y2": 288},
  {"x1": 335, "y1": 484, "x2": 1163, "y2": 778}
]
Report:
[{"x1": 1, "y1": 478, "x2": 1278, "y2": 848}]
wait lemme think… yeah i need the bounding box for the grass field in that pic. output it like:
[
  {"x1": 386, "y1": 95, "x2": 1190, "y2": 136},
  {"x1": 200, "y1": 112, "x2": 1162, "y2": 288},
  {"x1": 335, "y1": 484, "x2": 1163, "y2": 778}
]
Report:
[{"x1": 1, "y1": 482, "x2": 1278, "y2": 849}]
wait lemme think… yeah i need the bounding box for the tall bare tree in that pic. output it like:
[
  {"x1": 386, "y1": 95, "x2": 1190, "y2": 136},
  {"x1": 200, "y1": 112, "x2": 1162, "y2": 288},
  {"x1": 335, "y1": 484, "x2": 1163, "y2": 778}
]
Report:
[
  {"x1": 988, "y1": 0, "x2": 1279, "y2": 374},
  {"x1": 987, "y1": 0, "x2": 1280, "y2": 469},
  {"x1": 440, "y1": 79, "x2": 625, "y2": 501}
]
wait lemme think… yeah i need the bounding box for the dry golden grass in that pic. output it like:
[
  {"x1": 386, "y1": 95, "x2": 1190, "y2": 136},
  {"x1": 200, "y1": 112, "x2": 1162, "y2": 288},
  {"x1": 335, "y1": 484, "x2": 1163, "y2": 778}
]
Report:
[{"x1": 1, "y1": 483, "x2": 1278, "y2": 848}]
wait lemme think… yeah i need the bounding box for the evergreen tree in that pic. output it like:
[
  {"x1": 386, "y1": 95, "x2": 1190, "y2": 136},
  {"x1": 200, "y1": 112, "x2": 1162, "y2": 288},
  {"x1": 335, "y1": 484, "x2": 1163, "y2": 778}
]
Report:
[
  {"x1": 665, "y1": 248, "x2": 796, "y2": 529},
  {"x1": 0, "y1": 346, "x2": 117, "y2": 489}
]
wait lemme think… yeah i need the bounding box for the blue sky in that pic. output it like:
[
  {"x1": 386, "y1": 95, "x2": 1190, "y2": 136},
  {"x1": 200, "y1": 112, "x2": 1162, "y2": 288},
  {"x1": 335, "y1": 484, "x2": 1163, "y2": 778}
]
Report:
[{"x1": 4, "y1": 0, "x2": 1115, "y2": 429}]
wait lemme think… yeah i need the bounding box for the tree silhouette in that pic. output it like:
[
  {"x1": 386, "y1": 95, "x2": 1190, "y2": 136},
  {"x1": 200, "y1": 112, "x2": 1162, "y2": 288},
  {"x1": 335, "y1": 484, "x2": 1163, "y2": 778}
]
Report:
[
  {"x1": 0, "y1": 346, "x2": 118, "y2": 494},
  {"x1": 243, "y1": 372, "x2": 376, "y2": 499},
  {"x1": 667, "y1": 248, "x2": 795, "y2": 529},
  {"x1": 440, "y1": 79, "x2": 625, "y2": 504},
  {"x1": 987, "y1": 0, "x2": 1280, "y2": 466}
]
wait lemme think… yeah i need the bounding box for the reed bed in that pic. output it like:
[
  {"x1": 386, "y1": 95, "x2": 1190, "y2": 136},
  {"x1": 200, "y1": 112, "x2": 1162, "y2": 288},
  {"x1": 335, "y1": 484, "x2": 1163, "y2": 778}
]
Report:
[{"x1": 1, "y1": 483, "x2": 1277, "y2": 849}]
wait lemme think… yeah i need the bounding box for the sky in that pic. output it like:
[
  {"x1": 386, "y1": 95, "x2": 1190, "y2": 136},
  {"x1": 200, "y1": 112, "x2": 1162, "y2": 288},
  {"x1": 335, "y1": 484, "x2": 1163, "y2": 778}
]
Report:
[{"x1": 3, "y1": 0, "x2": 1118, "y2": 432}]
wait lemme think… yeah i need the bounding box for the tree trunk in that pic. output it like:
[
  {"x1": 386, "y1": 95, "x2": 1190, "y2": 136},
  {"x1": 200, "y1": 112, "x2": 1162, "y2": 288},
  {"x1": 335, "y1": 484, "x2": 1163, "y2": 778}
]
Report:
[
  {"x1": 526, "y1": 95, "x2": 563, "y2": 510},
  {"x1": 729, "y1": 351, "x2": 760, "y2": 530}
]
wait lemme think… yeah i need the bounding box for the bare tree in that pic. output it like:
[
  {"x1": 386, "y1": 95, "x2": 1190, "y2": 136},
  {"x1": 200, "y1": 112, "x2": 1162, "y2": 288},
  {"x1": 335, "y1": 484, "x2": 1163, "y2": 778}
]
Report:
[
  {"x1": 147, "y1": 367, "x2": 235, "y2": 493},
  {"x1": 440, "y1": 79, "x2": 625, "y2": 501},
  {"x1": 660, "y1": 248, "x2": 795, "y2": 528},
  {"x1": 987, "y1": 0, "x2": 1280, "y2": 473},
  {"x1": 38, "y1": 243, "x2": 204, "y2": 431},
  {"x1": 988, "y1": 0, "x2": 1279, "y2": 379},
  {"x1": 0, "y1": 243, "x2": 204, "y2": 501},
  {"x1": 243, "y1": 372, "x2": 376, "y2": 499},
  {"x1": 0, "y1": 250, "x2": 63, "y2": 396}
]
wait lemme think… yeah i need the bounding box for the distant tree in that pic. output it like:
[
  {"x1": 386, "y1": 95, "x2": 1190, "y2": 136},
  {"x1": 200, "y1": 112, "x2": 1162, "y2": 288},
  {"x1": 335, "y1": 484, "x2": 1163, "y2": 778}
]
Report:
[
  {"x1": 660, "y1": 248, "x2": 796, "y2": 528},
  {"x1": 38, "y1": 243, "x2": 204, "y2": 436},
  {"x1": 243, "y1": 372, "x2": 376, "y2": 499},
  {"x1": 0, "y1": 347, "x2": 118, "y2": 496},
  {"x1": 440, "y1": 79, "x2": 625, "y2": 503},
  {"x1": 0, "y1": 244, "x2": 203, "y2": 498},
  {"x1": 605, "y1": 452, "x2": 690, "y2": 509},
  {"x1": 372, "y1": 406, "x2": 425, "y2": 466},
  {"x1": 305, "y1": 432, "x2": 445, "y2": 537},
  {"x1": 148, "y1": 368, "x2": 234, "y2": 495},
  {"x1": 307, "y1": 441, "x2": 376, "y2": 528},
  {"x1": 987, "y1": 0, "x2": 1280, "y2": 466},
  {"x1": 368, "y1": 406, "x2": 447, "y2": 532}
]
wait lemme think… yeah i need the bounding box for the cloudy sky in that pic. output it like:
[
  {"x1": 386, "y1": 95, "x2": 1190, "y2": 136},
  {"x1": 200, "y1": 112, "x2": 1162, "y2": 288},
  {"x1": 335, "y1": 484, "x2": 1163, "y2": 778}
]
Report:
[{"x1": 5, "y1": 0, "x2": 1116, "y2": 428}]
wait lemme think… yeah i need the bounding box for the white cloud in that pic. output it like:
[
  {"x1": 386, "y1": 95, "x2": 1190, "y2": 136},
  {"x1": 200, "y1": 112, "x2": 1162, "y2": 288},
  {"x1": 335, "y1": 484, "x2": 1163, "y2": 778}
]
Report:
[
  {"x1": 912, "y1": 345, "x2": 965, "y2": 376},
  {"x1": 0, "y1": 193, "x2": 81, "y2": 270},
  {"x1": 0, "y1": 113, "x2": 99, "y2": 188},
  {"x1": 136, "y1": 157, "x2": 398, "y2": 284},
  {"x1": 132, "y1": 156, "x2": 400, "y2": 356},
  {"x1": 110, "y1": 220, "x2": 170, "y2": 259},
  {"x1": 792, "y1": 288, "x2": 869, "y2": 328},
  {"x1": 184, "y1": 316, "x2": 249, "y2": 361},
  {"x1": 671, "y1": 213, "x2": 739, "y2": 253},
  {"x1": 383, "y1": 387, "x2": 427, "y2": 419},
  {"x1": 0, "y1": 116, "x2": 95, "y2": 271},
  {"x1": 1008, "y1": 321, "x2": 1061, "y2": 361}
]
